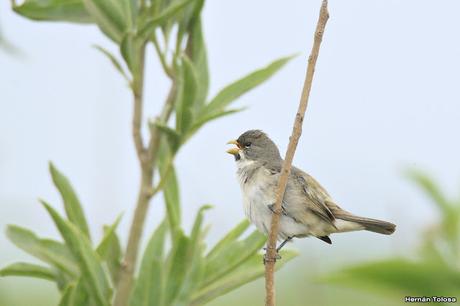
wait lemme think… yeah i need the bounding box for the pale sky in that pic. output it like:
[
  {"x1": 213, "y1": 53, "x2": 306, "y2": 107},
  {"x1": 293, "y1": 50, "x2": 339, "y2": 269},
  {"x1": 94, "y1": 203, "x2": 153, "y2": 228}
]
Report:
[{"x1": 1, "y1": 0, "x2": 460, "y2": 269}]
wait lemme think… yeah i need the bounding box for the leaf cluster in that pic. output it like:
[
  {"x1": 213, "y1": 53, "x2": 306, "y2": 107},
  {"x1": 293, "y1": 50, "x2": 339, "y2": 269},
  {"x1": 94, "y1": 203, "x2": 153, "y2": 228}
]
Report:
[
  {"x1": 1, "y1": 164, "x2": 297, "y2": 305},
  {"x1": 4, "y1": 1, "x2": 298, "y2": 305},
  {"x1": 322, "y1": 170, "x2": 460, "y2": 299}
]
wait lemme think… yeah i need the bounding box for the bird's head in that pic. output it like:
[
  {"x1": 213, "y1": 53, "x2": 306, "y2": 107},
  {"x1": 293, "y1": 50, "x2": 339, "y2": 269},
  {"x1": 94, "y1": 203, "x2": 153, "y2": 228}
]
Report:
[{"x1": 227, "y1": 130, "x2": 282, "y2": 163}]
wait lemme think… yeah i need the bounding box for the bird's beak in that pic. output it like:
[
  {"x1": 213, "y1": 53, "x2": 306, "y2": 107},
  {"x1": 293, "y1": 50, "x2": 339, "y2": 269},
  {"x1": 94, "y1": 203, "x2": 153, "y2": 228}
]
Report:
[{"x1": 226, "y1": 140, "x2": 240, "y2": 155}]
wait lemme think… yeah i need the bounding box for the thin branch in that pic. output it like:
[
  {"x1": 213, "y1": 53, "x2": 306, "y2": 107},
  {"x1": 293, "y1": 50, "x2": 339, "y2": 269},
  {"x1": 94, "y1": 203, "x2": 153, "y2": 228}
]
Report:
[
  {"x1": 152, "y1": 33, "x2": 174, "y2": 78},
  {"x1": 113, "y1": 44, "x2": 148, "y2": 306},
  {"x1": 149, "y1": 158, "x2": 174, "y2": 197},
  {"x1": 113, "y1": 57, "x2": 177, "y2": 306},
  {"x1": 146, "y1": 79, "x2": 177, "y2": 170},
  {"x1": 264, "y1": 1, "x2": 329, "y2": 306},
  {"x1": 132, "y1": 58, "x2": 147, "y2": 165}
]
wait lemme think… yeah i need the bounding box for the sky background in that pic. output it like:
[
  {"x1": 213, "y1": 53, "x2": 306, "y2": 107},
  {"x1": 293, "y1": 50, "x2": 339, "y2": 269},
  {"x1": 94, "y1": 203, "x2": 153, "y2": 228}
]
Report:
[{"x1": 1, "y1": 0, "x2": 460, "y2": 304}]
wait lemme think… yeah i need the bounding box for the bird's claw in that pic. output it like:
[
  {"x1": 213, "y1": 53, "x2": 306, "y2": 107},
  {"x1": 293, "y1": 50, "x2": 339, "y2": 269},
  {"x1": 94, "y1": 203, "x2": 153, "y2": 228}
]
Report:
[{"x1": 263, "y1": 247, "x2": 282, "y2": 264}]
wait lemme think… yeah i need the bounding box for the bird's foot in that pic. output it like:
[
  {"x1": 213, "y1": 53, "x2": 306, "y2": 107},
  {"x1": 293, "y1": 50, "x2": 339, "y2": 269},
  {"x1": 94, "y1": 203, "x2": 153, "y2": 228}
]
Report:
[{"x1": 263, "y1": 246, "x2": 282, "y2": 264}]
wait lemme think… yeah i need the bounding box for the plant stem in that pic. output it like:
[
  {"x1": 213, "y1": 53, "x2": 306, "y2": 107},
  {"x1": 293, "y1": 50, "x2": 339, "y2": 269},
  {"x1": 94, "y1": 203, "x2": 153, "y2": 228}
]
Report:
[
  {"x1": 264, "y1": 1, "x2": 329, "y2": 306},
  {"x1": 113, "y1": 45, "x2": 177, "y2": 305},
  {"x1": 113, "y1": 43, "x2": 148, "y2": 306}
]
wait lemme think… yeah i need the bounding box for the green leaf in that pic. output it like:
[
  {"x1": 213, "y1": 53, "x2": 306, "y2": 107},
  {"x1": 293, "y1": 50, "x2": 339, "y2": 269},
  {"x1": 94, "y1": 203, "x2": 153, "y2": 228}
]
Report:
[
  {"x1": 138, "y1": 0, "x2": 194, "y2": 38},
  {"x1": 190, "y1": 205, "x2": 211, "y2": 245},
  {"x1": 94, "y1": 45, "x2": 130, "y2": 82},
  {"x1": 95, "y1": 214, "x2": 122, "y2": 258},
  {"x1": 151, "y1": 120, "x2": 181, "y2": 153},
  {"x1": 189, "y1": 108, "x2": 245, "y2": 137},
  {"x1": 49, "y1": 162, "x2": 91, "y2": 240},
  {"x1": 5, "y1": 225, "x2": 78, "y2": 276},
  {"x1": 322, "y1": 258, "x2": 460, "y2": 297},
  {"x1": 163, "y1": 231, "x2": 190, "y2": 306},
  {"x1": 12, "y1": 0, "x2": 93, "y2": 23},
  {"x1": 204, "y1": 55, "x2": 294, "y2": 115},
  {"x1": 0, "y1": 262, "x2": 57, "y2": 281},
  {"x1": 41, "y1": 201, "x2": 112, "y2": 306},
  {"x1": 59, "y1": 279, "x2": 91, "y2": 306},
  {"x1": 82, "y1": 0, "x2": 128, "y2": 43},
  {"x1": 129, "y1": 221, "x2": 168, "y2": 306},
  {"x1": 120, "y1": 32, "x2": 143, "y2": 74},
  {"x1": 406, "y1": 169, "x2": 460, "y2": 246},
  {"x1": 59, "y1": 283, "x2": 76, "y2": 306},
  {"x1": 406, "y1": 170, "x2": 453, "y2": 214},
  {"x1": 202, "y1": 230, "x2": 266, "y2": 288},
  {"x1": 175, "y1": 56, "x2": 198, "y2": 133},
  {"x1": 175, "y1": 205, "x2": 211, "y2": 303},
  {"x1": 120, "y1": 0, "x2": 137, "y2": 30},
  {"x1": 206, "y1": 219, "x2": 250, "y2": 259},
  {"x1": 179, "y1": 0, "x2": 204, "y2": 32},
  {"x1": 185, "y1": 19, "x2": 209, "y2": 110},
  {"x1": 158, "y1": 145, "x2": 181, "y2": 235},
  {"x1": 96, "y1": 215, "x2": 123, "y2": 285},
  {"x1": 101, "y1": 224, "x2": 122, "y2": 285},
  {"x1": 191, "y1": 250, "x2": 297, "y2": 306}
]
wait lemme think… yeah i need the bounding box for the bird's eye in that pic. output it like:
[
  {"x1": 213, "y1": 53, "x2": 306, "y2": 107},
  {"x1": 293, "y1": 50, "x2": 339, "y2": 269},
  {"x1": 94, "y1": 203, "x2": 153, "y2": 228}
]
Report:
[{"x1": 244, "y1": 142, "x2": 251, "y2": 148}]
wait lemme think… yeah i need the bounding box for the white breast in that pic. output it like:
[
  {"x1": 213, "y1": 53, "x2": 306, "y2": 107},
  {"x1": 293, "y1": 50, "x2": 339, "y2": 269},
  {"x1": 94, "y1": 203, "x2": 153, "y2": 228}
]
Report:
[{"x1": 236, "y1": 159, "x2": 309, "y2": 240}]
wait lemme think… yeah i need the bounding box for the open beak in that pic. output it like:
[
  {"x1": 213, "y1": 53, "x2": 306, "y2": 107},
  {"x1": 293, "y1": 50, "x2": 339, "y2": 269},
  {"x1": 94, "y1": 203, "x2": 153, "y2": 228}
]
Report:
[{"x1": 226, "y1": 140, "x2": 240, "y2": 155}]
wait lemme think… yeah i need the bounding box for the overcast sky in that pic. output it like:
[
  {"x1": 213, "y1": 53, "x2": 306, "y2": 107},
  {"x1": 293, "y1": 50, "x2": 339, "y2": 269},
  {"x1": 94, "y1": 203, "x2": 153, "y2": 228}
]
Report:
[{"x1": 1, "y1": 0, "x2": 460, "y2": 269}]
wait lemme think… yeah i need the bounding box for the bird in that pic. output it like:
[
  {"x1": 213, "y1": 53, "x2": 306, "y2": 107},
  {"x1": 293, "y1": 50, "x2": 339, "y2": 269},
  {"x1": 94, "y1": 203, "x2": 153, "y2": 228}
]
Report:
[{"x1": 226, "y1": 129, "x2": 395, "y2": 252}]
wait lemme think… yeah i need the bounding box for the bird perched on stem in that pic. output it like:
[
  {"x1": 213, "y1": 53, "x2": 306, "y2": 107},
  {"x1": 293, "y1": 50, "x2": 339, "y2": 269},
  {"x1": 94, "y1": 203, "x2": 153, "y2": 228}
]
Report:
[{"x1": 227, "y1": 130, "x2": 395, "y2": 252}]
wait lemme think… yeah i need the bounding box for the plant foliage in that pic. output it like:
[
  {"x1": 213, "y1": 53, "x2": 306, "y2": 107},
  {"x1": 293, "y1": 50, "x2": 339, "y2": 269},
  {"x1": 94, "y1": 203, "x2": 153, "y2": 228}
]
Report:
[
  {"x1": 2, "y1": 0, "x2": 297, "y2": 305},
  {"x1": 322, "y1": 170, "x2": 460, "y2": 298}
]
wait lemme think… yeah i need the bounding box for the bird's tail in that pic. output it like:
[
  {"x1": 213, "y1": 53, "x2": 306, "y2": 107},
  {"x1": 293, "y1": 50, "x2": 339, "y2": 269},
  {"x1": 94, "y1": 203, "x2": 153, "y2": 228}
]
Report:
[{"x1": 337, "y1": 214, "x2": 396, "y2": 235}]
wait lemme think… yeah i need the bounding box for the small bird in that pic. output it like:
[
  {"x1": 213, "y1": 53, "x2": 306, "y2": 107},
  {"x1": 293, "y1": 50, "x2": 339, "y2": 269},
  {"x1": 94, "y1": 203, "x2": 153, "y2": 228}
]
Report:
[{"x1": 227, "y1": 130, "x2": 395, "y2": 251}]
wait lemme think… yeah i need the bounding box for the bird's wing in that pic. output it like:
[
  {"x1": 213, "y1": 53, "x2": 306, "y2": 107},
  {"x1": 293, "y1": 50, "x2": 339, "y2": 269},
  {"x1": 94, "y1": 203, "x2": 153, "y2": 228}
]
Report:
[
  {"x1": 265, "y1": 162, "x2": 336, "y2": 225},
  {"x1": 293, "y1": 168, "x2": 354, "y2": 220},
  {"x1": 290, "y1": 167, "x2": 336, "y2": 225}
]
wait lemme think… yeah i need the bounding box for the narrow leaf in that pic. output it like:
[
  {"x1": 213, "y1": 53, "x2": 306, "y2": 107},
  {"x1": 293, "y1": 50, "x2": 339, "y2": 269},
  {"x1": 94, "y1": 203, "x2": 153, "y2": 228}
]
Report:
[
  {"x1": 0, "y1": 262, "x2": 57, "y2": 281},
  {"x1": 191, "y1": 250, "x2": 297, "y2": 306},
  {"x1": 406, "y1": 170, "x2": 453, "y2": 214},
  {"x1": 187, "y1": 108, "x2": 245, "y2": 140},
  {"x1": 138, "y1": 0, "x2": 194, "y2": 38},
  {"x1": 101, "y1": 224, "x2": 122, "y2": 285},
  {"x1": 41, "y1": 201, "x2": 111, "y2": 306},
  {"x1": 202, "y1": 230, "x2": 266, "y2": 287},
  {"x1": 96, "y1": 214, "x2": 122, "y2": 257},
  {"x1": 164, "y1": 231, "x2": 190, "y2": 306},
  {"x1": 95, "y1": 215, "x2": 123, "y2": 285},
  {"x1": 6, "y1": 225, "x2": 78, "y2": 276},
  {"x1": 175, "y1": 206, "x2": 211, "y2": 303},
  {"x1": 185, "y1": 19, "x2": 209, "y2": 110},
  {"x1": 206, "y1": 219, "x2": 250, "y2": 259},
  {"x1": 82, "y1": 0, "x2": 127, "y2": 43},
  {"x1": 158, "y1": 144, "x2": 181, "y2": 235},
  {"x1": 204, "y1": 55, "x2": 294, "y2": 114},
  {"x1": 49, "y1": 162, "x2": 91, "y2": 240},
  {"x1": 120, "y1": 0, "x2": 137, "y2": 29},
  {"x1": 151, "y1": 120, "x2": 181, "y2": 153},
  {"x1": 59, "y1": 283, "x2": 76, "y2": 306},
  {"x1": 322, "y1": 258, "x2": 460, "y2": 297},
  {"x1": 94, "y1": 45, "x2": 130, "y2": 82},
  {"x1": 129, "y1": 221, "x2": 168, "y2": 306},
  {"x1": 59, "y1": 279, "x2": 91, "y2": 306},
  {"x1": 176, "y1": 56, "x2": 198, "y2": 133},
  {"x1": 12, "y1": 0, "x2": 93, "y2": 23}
]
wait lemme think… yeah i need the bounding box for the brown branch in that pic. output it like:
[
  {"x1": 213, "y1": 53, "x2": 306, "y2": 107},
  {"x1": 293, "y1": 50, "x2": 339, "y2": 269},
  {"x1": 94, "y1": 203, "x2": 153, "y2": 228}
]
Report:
[
  {"x1": 132, "y1": 61, "x2": 147, "y2": 166},
  {"x1": 113, "y1": 57, "x2": 177, "y2": 306},
  {"x1": 113, "y1": 44, "x2": 148, "y2": 306},
  {"x1": 264, "y1": 1, "x2": 329, "y2": 306}
]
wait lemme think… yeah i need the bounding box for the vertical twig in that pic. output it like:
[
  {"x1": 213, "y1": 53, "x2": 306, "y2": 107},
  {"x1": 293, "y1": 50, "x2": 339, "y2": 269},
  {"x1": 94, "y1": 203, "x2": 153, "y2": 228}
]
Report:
[
  {"x1": 113, "y1": 45, "x2": 176, "y2": 306},
  {"x1": 264, "y1": 1, "x2": 329, "y2": 306}
]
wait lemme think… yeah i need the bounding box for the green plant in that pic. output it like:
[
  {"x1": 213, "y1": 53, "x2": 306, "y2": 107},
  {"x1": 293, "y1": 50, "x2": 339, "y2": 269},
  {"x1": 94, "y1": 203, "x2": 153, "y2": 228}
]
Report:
[
  {"x1": 1, "y1": 0, "x2": 297, "y2": 305},
  {"x1": 322, "y1": 170, "x2": 460, "y2": 298}
]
